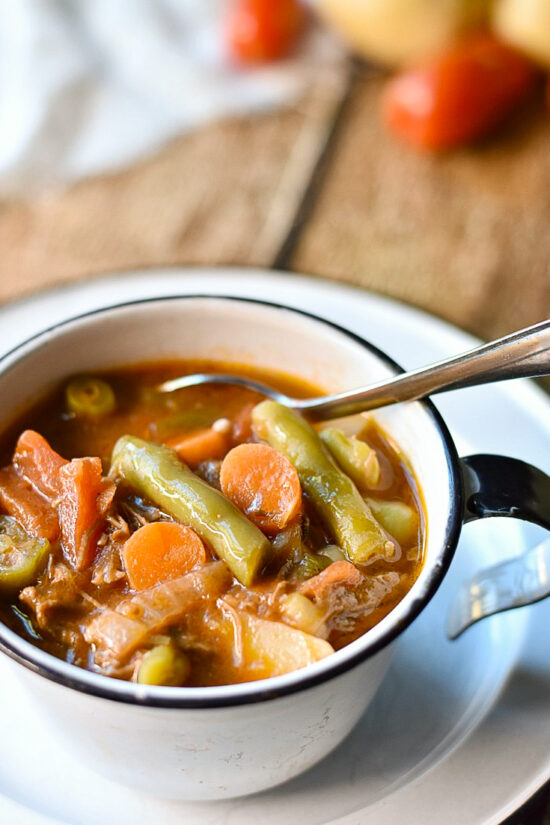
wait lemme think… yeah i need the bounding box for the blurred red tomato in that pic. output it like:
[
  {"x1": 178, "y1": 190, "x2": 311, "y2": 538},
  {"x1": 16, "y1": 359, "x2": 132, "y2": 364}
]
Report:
[
  {"x1": 226, "y1": 0, "x2": 306, "y2": 63},
  {"x1": 382, "y1": 33, "x2": 537, "y2": 150}
]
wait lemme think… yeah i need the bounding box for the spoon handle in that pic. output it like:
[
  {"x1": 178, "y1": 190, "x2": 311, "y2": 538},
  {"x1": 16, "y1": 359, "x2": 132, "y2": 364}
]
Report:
[
  {"x1": 300, "y1": 319, "x2": 550, "y2": 420},
  {"x1": 446, "y1": 536, "x2": 550, "y2": 640}
]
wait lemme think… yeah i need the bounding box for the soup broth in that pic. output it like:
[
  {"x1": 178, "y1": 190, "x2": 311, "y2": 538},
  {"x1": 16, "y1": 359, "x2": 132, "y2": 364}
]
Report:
[{"x1": 0, "y1": 362, "x2": 424, "y2": 686}]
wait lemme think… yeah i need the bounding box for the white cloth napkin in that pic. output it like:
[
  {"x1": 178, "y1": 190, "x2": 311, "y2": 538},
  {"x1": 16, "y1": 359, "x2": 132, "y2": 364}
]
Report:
[{"x1": 0, "y1": 0, "x2": 343, "y2": 197}]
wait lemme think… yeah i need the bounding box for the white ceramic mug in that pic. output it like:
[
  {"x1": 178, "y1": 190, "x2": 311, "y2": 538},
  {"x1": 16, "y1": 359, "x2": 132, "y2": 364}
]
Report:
[{"x1": 0, "y1": 296, "x2": 548, "y2": 800}]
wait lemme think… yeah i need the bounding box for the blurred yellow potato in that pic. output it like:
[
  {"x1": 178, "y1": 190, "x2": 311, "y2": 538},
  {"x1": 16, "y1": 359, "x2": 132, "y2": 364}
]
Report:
[
  {"x1": 493, "y1": 0, "x2": 550, "y2": 66},
  {"x1": 311, "y1": 0, "x2": 491, "y2": 66},
  {"x1": 241, "y1": 613, "x2": 333, "y2": 678}
]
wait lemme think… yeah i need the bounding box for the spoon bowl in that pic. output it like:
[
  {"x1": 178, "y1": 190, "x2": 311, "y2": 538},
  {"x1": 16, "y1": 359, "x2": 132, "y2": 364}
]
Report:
[{"x1": 158, "y1": 373, "x2": 293, "y2": 406}]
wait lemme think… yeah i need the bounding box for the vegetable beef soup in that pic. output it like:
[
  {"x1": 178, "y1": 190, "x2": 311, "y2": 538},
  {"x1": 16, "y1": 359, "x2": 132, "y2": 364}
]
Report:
[{"x1": 0, "y1": 362, "x2": 424, "y2": 687}]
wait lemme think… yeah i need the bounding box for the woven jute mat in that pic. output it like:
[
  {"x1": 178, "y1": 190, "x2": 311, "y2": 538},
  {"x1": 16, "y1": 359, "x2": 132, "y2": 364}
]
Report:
[{"x1": 0, "y1": 69, "x2": 548, "y2": 342}]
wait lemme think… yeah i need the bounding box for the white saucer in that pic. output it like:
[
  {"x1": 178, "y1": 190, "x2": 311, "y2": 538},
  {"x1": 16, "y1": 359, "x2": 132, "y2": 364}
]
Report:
[{"x1": 1, "y1": 269, "x2": 549, "y2": 825}]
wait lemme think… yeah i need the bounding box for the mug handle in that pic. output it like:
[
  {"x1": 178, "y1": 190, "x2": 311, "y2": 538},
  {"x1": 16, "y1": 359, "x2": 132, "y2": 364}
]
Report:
[{"x1": 461, "y1": 454, "x2": 550, "y2": 530}]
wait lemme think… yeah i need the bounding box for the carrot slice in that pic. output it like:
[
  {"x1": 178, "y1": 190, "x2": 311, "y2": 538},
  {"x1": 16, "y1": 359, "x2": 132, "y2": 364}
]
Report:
[
  {"x1": 219, "y1": 443, "x2": 302, "y2": 534},
  {"x1": 232, "y1": 403, "x2": 255, "y2": 445},
  {"x1": 13, "y1": 430, "x2": 67, "y2": 500},
  {"x1": 57, "y1": 457, "x2": 106, "y2": 570},
  {"x1": 299, "y1": 560, "x2": 363, "y2": 602},
  {"x1": 0, "y1": 466, "x2": 59, "y2": 541},
  {"x1": 96, "y1": 480, "x2": 117, "y2": 517},
  {"x1": 122, "y1": 521, "x2": 207, "y2": 591},
  {"x1": 166, "y1": 428, "x2": 229, "y2": 469}
]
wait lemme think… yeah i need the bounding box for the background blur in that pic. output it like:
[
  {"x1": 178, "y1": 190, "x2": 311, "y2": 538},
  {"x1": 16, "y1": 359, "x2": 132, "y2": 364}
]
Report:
[{"x1": 0, "y1": 0, "x2": 549, "y2": 341}]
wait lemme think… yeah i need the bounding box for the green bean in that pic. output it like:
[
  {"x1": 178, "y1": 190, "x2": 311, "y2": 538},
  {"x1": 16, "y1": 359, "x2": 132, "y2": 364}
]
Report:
[
  {"x1": 66, "y1": 376, "x2": 116, "y2": 418},
  {"x1": 291, "y1": 552, "x2": 331, "y2": 582},
  {"x1": 318, "y1": 413, "x2": 369, "y2": 439},
  {"x1": 0, "y1": 516, "x2": 50, "y2": 592},
  {"x1": 110, "y1": 436, "x2": 270, "y2": 585},
  {"x1": 320, "y1": 428, "x2": 380, "y2": 490},
  {"x1": 137, "y1": 644, "x2": 191, "y2": 686},
  {"x1": 367, "y1": 498, "x2": 418, "y2": 546},
  {"x1": 252, "y1": 401, "x2": 394, "y2": 564}
]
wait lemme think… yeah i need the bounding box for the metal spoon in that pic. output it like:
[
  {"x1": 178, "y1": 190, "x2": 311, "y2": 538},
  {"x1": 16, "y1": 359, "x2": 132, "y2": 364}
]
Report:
[
  {"x1": 447, "y1": 536, "x2": 550, "y2": 639},
  {"x1": 158, "y1": 319, "x2": 550, "y2": 420}
]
